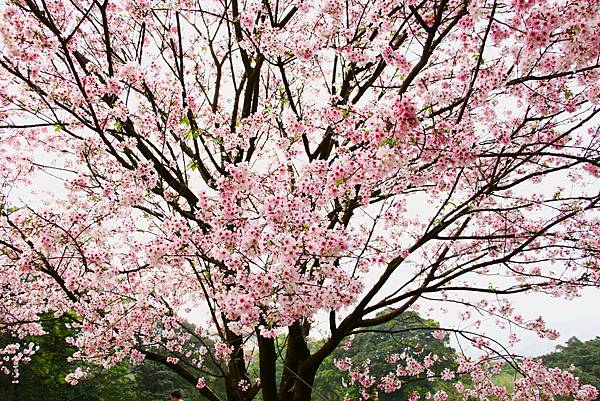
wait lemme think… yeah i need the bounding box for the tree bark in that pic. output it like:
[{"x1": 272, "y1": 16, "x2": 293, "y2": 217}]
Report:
[
  {"x1": 291, "y1": 362, "x2": 318, "y2": 401},
  {"x1": 257, "y1": 333, "x2": 279, "y2": 401},
  {"x1": 278, "y1": 322, "x2": 311, "y2": 401}
]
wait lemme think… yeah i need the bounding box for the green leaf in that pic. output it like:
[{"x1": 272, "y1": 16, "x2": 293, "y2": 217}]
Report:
[
  {"x1": 187, "y1": 161, "x2": 198, "y2": 171},
  {"x1": 425, "y1": 104, "x2": 433, "y2": 116},
  {"x1": 188, "y1": 129, "x2": 199, "y2": 140},
  {"x1": 335, "y1": 178, "x2": 345, "y2": 186},
  {"x1": 54, "y1": 123, "x2": 63, "y2": 132},
  {"x1": 382, "y1": 137, "x2": 398, "y2": 147},
  {"x1": 180, "y1": 116, "x2": 190, "y2": 126},
  {"x1": 115, "y1": 120, "x2": 122, "y2": 133}
]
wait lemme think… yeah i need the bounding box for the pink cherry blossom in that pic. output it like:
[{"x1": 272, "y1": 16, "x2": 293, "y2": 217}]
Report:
[{"x1": 0, "y1": 0, "x2": 598, "y2": 400}]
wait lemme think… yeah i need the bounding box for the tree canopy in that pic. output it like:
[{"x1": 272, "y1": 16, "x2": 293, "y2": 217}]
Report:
[{"x1": 0, "y1": 0, "x2": 599, "y2": 400}]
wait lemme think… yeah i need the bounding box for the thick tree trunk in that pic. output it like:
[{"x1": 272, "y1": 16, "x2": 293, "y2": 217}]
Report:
[
  {"x1": 291, "y1": 362, "x2": 318, "y2": 401},
  {"x1": 257, "y1": 333, "x2": 279, "y2": 401},
  {"x1": 224, "y1": 323, "x2": 249, "y2": 401},
  {"x1": 278, "y1": 322, "x2": 311, "y2": 401}
]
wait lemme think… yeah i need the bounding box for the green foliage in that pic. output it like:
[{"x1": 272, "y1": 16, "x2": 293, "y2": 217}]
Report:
[
  {"x1": 188, "y1": 160, "x2": 198, "y2": 171},
  {"x1": 542, "y1": 336, "x2": 600, "y2": 389},
  {"x1": 485, "y1": 337, "x2": 600, "y2": 401},
  {"x1": 188, "y1": 129, "x2": 199, "y2": 140},
  {"x1": 4, "y1": 315, "x2": 598, "y2": 401},
  {"x1": 312, "y1": 311, "x2": 458, "y2": 401},
  {"x1": 491, "y1": 364, "x2": 520, "y2": 393},
  {"x1": 0, "y1": 316, "x2": 104, "y2": 401},
  {"x1": 0, "y1": 316, "x2": 205, "y2": 401},
  {"x1": 381, "y1": 137, "x2": 399, "y2": 147},
  {"x1": 130, "y1": 361, "x2": 206, "y2": 401}
]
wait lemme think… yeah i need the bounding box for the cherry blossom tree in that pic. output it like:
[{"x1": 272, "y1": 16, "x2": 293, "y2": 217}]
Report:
[{"x1": 0, "y1": 0, "x2": 599, "y2": 400}]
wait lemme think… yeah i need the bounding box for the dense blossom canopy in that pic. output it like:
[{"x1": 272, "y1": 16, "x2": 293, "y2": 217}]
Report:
[{"x1": 0, "y1": 0, "x2": 599, "y2": 400}]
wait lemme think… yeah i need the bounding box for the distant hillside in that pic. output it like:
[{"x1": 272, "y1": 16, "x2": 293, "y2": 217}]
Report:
[{"x1": 541, "y1": 336, "x2": 600, "y2": 390}]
